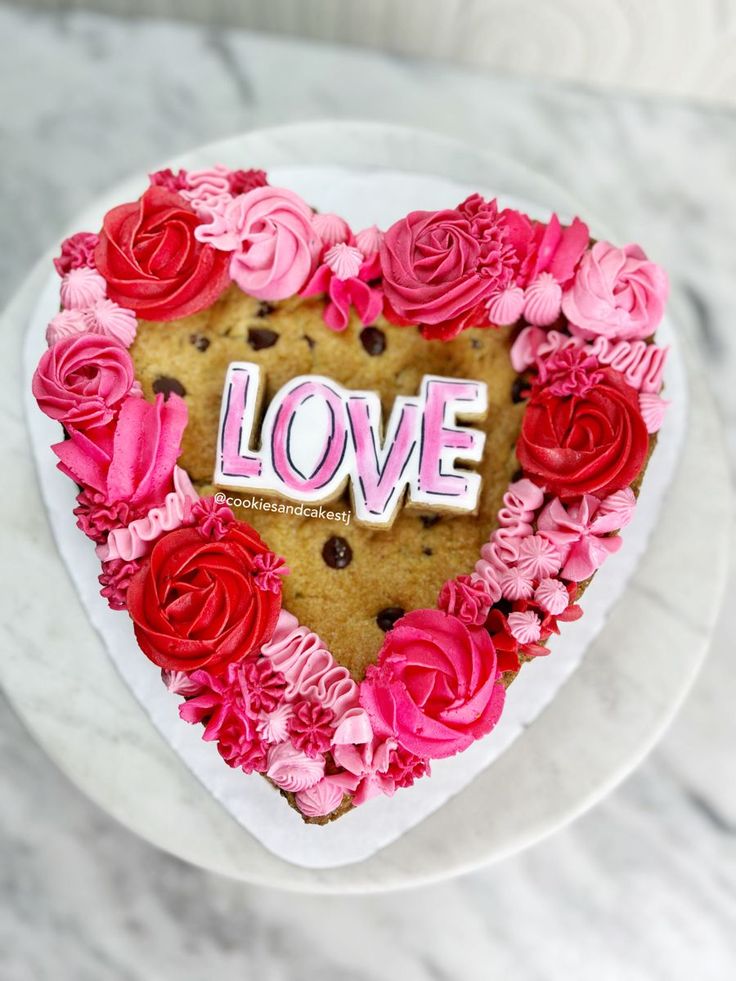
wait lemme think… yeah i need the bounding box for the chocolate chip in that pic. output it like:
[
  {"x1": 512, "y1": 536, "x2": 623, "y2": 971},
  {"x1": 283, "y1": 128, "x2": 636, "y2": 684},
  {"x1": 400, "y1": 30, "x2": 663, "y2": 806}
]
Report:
[
  {"x1": 422, "y1": 546, "x2": 433, "y2": 556},
  {"x1": 303, "y1": 334, "x2": 316, "y2": 350},
  {"x1": 322, "y1": 536, "x2": 353, "y2": 569},
  {"x1": 376, "y1": 606, "x2": 405, "y2": 632},
  {"x1": 360, "y1": 326, "x2": 386, "y2": 356},
  {"x1": 511, "y1": 377, "x2": 528, "y2": 403},
  {"x1": 470, "y1": 338, "x2": 482, "y2": 350},
  {"x1": 257, "y1": 301, "x2": 275, "y2": 318},
  {"x1": 152, "y1": 376, "x2": 186, "y2": 400},
  {"x1": 247, "y1": 327, "x2": 278, "y2": 351},
  {"x1": 420, "y1": 513, "x2": 441, "y2": 529},
  {"x1": 189, "y1": 333, "x2": 210, "y2": 352}
]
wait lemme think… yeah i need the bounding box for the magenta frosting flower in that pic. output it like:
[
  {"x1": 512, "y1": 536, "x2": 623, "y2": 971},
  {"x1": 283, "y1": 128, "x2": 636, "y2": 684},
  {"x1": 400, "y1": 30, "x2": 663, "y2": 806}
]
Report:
[
  {"x1": 380, "y1": 195, "x2": 518, "y2": 339},
  {"x1": 32, "y1": 333, "x2": 137, "y2": 429},
  {"x1": 180, "y1": 664, "x2": 268, "y2": 773},
  {"x1": 359, "y1": 609, "x2": 506, "y2": 760},
  {"x1": 52, "y1": 393, "x2": 187, "y2": 514},
  {"x1": 288, "y1": 701, "x2": 334, "y2": 758},
  {"x1": 74, "y1": 488, "x2": 138, "y2": 543},
  {"x1": 437, "y1": 574, "x2": 493, "y2": 626},
  {"x1": 562, "y1": 241, "x2": 668, "y2": 341},
  {"x1": 196, "y1": 186, "x2": 320, "y2": 300},
  {"x1": 252, "y1": 551, "x2": 290, "y2": 593},
  {"x1": 228, "y1": 168, "x2": 268, "y2": 196},
  {"x1": 98, "y1": 557, "x2": 142, "y2": 610},
  {"x1": 53, "y1": 231, "x2": 99, "y2": 277},
  {"x1": 148, "y1": 168, "x2": 188, "y2": 192},
  {"x1": 536, "y1": 347, "x2": 604, "y2": 397},
  {"x1": 190, "y1": 496, "x2": 235, "y2": 540}
]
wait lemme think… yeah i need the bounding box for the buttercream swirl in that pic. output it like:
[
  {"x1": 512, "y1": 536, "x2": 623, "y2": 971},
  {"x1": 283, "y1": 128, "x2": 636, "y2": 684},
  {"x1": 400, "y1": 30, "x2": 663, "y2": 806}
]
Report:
[
  {"x1": 294, "y1": 777, "x2": 346, "y2": 818},
  {"x1": 61, "y1": 267, "x2": 107, "y2": 310},
  {"x1": 266, "y1": 741, "x2": 325, "y2": 792},
  {"x1": 260, "y1": 611, "x2": 360, "y2": 724}
]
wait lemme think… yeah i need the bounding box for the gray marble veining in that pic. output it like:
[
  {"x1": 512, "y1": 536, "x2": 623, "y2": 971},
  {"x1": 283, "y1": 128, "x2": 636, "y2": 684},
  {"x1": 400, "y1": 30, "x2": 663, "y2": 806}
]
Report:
[{"x1": 0, "y1": 6, "x2": 735, "y2": 980}]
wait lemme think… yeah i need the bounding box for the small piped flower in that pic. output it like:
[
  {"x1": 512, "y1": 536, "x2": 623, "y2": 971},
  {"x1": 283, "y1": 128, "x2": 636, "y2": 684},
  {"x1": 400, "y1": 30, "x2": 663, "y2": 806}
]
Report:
[
  {"x1": 161, "y1": 669, "x2": 205, "y2": 697},
  {"x1": 83, "y1": 298, "x2": 138, "y2": 347},
  {"x1": 324, "y1": 243, "x2": 364, "y2": 281},
  {"x1": 487, "y1": 284, "x2": 525, "y2": 325},
  {"x1": 639, "y1": 391, "x2": 669, "y2": 433},
  {"x1": 523, "y1": 272, "x2": 563, "y2": 326},
  {"x1": 313, "y1": 213, "x2": 352, "y2": 248},
  {"x1": 46, "y1": 309, "x2": 87, "y2": 346},
  {"x1": 507, "y1": 610, "x2": 542, "y2": 644},
  {"x1": 257, "y1": 703, "x2": 293, "y2": 744},
  {"x1": 190, "y1": 496, "x2": 235, "y2": 540},
  {"x1": 288, "y1": 701, "x2": 335, "y2": 758},
  {"x1": 499, "y1": 566, "x2": 534, "y2": 601},
  {"x1": 534, "y1": 577, "x2": 569, "y2": 615},
  {"x1": 355, "y1": 225, "x2": 384, "y2": 258},
  {"x1": 516, "y1": 535, "x2": 562, "y2": 580},
  {"x1": 252, "y1": 551, "x2": 290, "y2": 593},
  {"x1": 61, "y1": 267, "x2": 107, "y2": 310},
  {"x1": 537, "y1": 347, "x2": 604, "y2": 398}
]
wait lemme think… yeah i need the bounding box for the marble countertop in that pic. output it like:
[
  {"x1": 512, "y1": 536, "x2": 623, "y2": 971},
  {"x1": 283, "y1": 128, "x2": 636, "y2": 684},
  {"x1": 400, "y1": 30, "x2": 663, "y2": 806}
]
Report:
[{"x1": 1, "y1": 5, "x2": 735, "y2": 980}]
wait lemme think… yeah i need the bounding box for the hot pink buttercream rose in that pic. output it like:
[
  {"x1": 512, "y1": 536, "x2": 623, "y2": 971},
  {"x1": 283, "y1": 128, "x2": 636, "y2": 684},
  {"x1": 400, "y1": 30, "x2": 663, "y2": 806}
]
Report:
[
  {"x1": 32, "y1": 333, "x2": 136, "y2": 429},
  {"x1": 195, "y1": 186, "x2": 320, "y2": 301},
  {"x1": 380, "y1": 196, "x2": 518, "y2": 339},
  {"x1": 359, "y1": 609, "x2": 506, "y2": 759},
  {"x1": 562, "y1": 241, "x2": 668, "y2": 341}
]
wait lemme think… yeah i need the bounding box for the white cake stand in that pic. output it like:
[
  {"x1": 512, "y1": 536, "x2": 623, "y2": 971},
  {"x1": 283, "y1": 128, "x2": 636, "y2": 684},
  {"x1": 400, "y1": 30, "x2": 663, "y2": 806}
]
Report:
[{"x1": 0, "y1": 124, "x2": 730, "y2": 893}]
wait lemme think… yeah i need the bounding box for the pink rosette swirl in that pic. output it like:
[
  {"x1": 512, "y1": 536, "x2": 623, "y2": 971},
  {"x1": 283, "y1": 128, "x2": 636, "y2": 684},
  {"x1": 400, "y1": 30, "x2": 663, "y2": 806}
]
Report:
[
  {"x1": 562, "y1": 241, "x2": 669, "y2": 341},
  {"x1": 294, "y1": 777, "x2": 346, "y2": 818},
  {"x1": 196, "y1": 186, "x2": 319, "y2": 301},
  {"x1": 32, "y1": 333, "x2": 136, "y2": 429},
  {"x1": 266, "y1": 742, "x2": 325, "y2": 793},
  {"x1": 359, "y1": 609, "x2": 505, "y2": 760}
]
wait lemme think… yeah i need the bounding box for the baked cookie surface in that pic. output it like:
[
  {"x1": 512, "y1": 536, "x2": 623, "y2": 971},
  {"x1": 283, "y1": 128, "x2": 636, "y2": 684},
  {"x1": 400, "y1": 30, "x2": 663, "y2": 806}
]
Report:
[{"x1": 131, "y1": 287, "x2": 525, "y2": 677}]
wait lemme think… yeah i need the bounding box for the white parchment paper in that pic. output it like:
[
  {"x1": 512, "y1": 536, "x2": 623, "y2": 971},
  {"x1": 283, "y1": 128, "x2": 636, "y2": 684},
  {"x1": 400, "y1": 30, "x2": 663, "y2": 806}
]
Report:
[{"x1": 23, "y1": 166, "x2": 687, "y2": 868}]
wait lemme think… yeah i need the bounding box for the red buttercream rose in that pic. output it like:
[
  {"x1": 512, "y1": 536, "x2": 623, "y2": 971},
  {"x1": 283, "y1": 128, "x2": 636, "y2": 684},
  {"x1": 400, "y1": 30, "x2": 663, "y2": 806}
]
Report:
[
  {"x1": 126, "y1": 521, "x2": 282, "y2": 672},
  {"x1": 359, "y1": 609, "x2": 506, "y2": 760},
  {"x1": 95, "y1": 186, "x2": 230, "y2": 321},
  {"x1": 516, "y1": 366, "x2": 649, "y2": 500},
  {"x1": 380, "y1": 195, "x2": 517, "y2": 340}
]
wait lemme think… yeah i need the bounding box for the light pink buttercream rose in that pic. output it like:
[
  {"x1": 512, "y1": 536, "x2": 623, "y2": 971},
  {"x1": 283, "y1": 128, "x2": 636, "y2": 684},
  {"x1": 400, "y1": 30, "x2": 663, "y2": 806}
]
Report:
[
  {"x1": 32, "y1": 333, "x2": 136, "y2": 429},
  {"x1": 196, "y1": 186, "x2": 320, "y2": 300},
  {"x1": 359, "y1": 609, "x2": 506, "y2": 759},
  {"x1": 562, "y1": 241, "x2": 668, "y2": 341}
]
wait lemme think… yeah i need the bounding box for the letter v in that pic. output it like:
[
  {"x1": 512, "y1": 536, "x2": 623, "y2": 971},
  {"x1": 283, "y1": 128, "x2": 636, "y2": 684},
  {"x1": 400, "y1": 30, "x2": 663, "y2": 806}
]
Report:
[{"x1": 346, "y1": 392, "x2": 421, "y2": 527}]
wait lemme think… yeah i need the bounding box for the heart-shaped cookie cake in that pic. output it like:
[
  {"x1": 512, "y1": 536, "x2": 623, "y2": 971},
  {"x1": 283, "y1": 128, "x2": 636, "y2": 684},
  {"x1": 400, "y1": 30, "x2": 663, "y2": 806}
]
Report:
[{"x1": 32, "y1": 165, "x2": 670, "y2": 822}]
